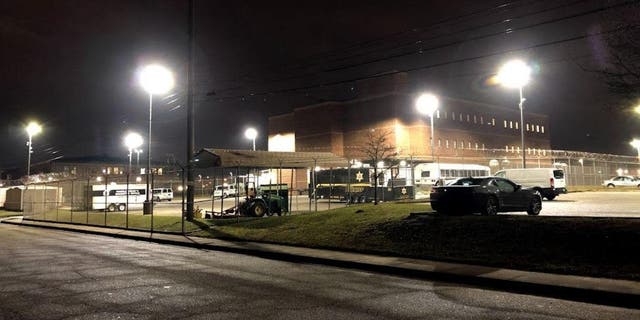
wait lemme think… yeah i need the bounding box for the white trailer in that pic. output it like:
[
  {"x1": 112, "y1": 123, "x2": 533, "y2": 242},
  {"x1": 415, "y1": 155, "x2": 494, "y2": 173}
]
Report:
[{"x1": 91, "y1": 184, "x2": 147, "y2": 211}]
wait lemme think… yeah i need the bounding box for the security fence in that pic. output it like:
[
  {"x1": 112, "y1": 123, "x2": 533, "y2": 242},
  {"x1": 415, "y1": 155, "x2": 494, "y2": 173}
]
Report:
[{"x1": 3, "y1": 149, "x2": 638, "y2": 233}]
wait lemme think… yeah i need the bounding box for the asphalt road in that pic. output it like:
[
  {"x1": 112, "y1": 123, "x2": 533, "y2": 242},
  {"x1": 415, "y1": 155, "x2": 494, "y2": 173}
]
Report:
[{"x1": 0, "y1": 224, "x2": 637, "y2": 319}]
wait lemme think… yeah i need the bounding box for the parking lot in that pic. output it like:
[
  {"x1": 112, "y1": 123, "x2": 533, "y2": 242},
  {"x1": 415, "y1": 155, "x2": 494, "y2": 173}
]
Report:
[{"x1": 149, "y1": 191, "x2": 639, "y2": 218}]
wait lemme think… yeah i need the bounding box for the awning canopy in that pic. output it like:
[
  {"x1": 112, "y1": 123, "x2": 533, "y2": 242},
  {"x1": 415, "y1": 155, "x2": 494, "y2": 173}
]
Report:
[{"x1": 193, "y1": 149, "x2": 350, "y2": 169}]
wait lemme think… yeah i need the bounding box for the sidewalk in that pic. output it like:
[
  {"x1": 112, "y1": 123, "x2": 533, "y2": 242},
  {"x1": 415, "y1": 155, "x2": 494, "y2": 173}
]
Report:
[{"x1": 2, "y1": 216, "x2": 639, "y2": 309}]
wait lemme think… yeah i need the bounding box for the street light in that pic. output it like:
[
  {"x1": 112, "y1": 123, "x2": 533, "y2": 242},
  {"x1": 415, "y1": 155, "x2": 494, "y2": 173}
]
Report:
[
  {"x1": 124, "y1": 132, "x2": 143, "y2": 174},
  {"x1": 138, "y1": 64, "x2": 174, "y2": 214},
  {"x1": 415, "y1": 93, "x2": 439, "y2": 162},
  {"x1": 245, "y1": 128, "x2": 258, "y2": 151},
  {"x1": 634, "y1": 105, "x2": 640, "y2": 115},
  {"x1": 25, "y1": 122, "x2": 42, "y2": 177},
  {"x1": 630, "y1": 139, "x2": 640, "y2": 161},
  {"x1": 497, "y1": 59, "x2": 531, "y2": 168}
]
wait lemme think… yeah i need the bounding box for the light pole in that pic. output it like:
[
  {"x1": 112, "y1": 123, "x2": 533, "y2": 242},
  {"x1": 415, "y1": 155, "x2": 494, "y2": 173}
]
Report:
[
  {"x1": 415, "y1": 93, "x2": 439, "y2": 162},
  {"x1": 139, "y1": 64, "x2": 174, "y2": 214},
  {"x1": 25, "y1": 122, "x2": 42, "y2": 177},
  {"x1": 245, "y1": 128, "x2": 257, "y2": 151},
  {"x1": 497, "y1": 59, "x2": 531, "y2": 168},
  {"x1": 135, "y1": 149, "x2": 143, "y2": 173},
  {"x1": 124, "y1": 132, "x2": 143, "y2": 174},
  {"x1": 631, "y1": 139, "x2": 640, "y2": 161}
]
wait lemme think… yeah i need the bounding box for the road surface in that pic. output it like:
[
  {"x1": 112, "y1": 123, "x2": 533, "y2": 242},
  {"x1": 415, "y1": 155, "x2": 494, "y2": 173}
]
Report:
[{"x1": 0, "y1": 224, "x2": 636, "y2": 319}]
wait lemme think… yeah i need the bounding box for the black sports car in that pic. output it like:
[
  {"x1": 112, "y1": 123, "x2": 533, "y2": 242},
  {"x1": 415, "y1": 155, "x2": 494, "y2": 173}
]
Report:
[{"x1": 430, "y1": 177, "x2": 542, "y2": 215}]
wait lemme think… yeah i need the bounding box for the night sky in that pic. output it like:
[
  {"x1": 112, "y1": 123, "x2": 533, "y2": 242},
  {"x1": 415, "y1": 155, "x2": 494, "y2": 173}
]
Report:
[{"x1": 2, "y1": 0, "x2": 639, "y2": 169}]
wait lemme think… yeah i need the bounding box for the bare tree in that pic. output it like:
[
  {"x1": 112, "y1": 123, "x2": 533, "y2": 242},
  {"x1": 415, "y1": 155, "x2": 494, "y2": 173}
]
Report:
[
  {"x1": 581, "y1": 6, "x2": 640, "y2": 109},
  {"x1": 360, "y1": 129, "x2": 396, "y2": 205}
]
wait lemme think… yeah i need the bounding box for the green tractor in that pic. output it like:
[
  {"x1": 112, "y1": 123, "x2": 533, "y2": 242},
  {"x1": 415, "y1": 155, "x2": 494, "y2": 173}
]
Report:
[{"x1": 237, "y1": 182, "x2": 285, "y2": 217}]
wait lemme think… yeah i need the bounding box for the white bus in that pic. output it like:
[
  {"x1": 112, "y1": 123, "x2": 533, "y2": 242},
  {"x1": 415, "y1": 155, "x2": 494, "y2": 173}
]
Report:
[
  {"x1": 91, "y1": 184, "x2": 147, "y2": 211},
  {"x1": 414, "y1": 163, "x2": 491, "y2": 198}
]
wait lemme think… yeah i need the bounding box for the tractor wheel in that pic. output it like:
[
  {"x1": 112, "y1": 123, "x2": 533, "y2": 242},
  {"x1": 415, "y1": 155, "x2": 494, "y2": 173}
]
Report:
[{"x1": 251, "y1": 202, "x2": 267, "y2": 217}]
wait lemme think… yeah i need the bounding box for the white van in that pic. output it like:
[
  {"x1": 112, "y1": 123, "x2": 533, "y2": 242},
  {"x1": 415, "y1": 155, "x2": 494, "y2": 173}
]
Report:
[
  {"x1": 213, "y1": 185, "x2": 237, "y2": 198},
  {"x1": 152, "y1": 188, "x2": 173, "y2": 201},
  {"x1": 494, "y1": 168, "x2": 567, "y2": 200}
]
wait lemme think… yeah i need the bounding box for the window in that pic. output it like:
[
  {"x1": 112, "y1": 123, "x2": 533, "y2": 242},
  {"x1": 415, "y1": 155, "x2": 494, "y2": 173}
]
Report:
[
  {"x1": 475, "y1": 143, "x2": 478, "y2": 150},
  {"x1": 504, "y1": 120, "x2": 507, "y2": 128},
  {"x1": 459, "y1": 113, "x2": 463, "y2": 121},
  {"x1": 526, "y1": 124, "x2": 530, "y2": 131},
  {"x1": 509, "y1": 121, "x2": 513, "y2": 129},
  {"x1": 452, "y1": 112, "x2": 455, "y2": 120},
  {"x1": 438, "y1": 139, "x2": 442, "y2": 147},
  {"x1": 480, "y1": 116, "x2": 484, "y2": 125},
  {"x1": 517, "y1": 147, "x2": 520, "y2": 153},
  {"x1": 515, "y1": 122, "x2": 519, "y2": 130},
  {"x1": 492, "y1": 118, "x2": 496, "y2": 126},
  {"x1": 495, "y1": 179, "x2": 515, "y2": 193},
  {"x1": 444, "y1": 111, "x2": 448, "y2": 119},
  {"x1": 468, "y1": 142, "x2": 471, "y2": 149},
  {"x1": 482, "y1": 144, "x2": 485, "y2": 150},
  {"x1": 474, "y1": 115, "x2": 477, "y2": 123},
  {"x1": 421, "y1": 171, "x2": 431, "y2": 178},
  {"x1": 536, "y1": 125, "x2": 540, "y2": 132},
  {"x1": 505, "y1": 146, "x2": 509, "y2": 152},
  {"x1": 466, "y1": 114, "x2": 470, "y2": 122},
  {"x1": 511, "y1": 146, "x2": 515, "y2": 153},
  {"x1": 541, "y1": 126, "x2": 545, "y2": 133},
  {"x1": 453, "y1": 141, "x2": 457, "y2": 148},
  {"x1": 436, "y1": 110, "x2": 440, "y2": 118},
  {"x1": 446, "y1": 140, "x2": 449, "y2": 148}
]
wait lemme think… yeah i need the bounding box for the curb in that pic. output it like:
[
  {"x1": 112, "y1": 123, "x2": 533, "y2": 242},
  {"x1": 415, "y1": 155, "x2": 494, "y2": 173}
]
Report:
[{"x1": 2, "y1": 217, "x2": 639, "y2": 309}]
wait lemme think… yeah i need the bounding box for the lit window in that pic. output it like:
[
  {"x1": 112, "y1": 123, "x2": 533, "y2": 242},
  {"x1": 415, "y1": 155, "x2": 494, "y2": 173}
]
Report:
[
  {"x1": 509, "y1": 121, "x2": 513, "y2": 129},
  {"x1": 504, "y1": 120, "x2": 507, "y2": 128},
  {"x1": 453, "y1": 141, "x2": 457, "y2": 148},
  {"x1": 511, "y1": 146, "x2": 515, "y2": 153},
  {"x1": 505, "y1": 146, "x2": 509, "y2": 152},
  {"x1": 517, "y1": 147, "x2": 520, "y2": 153},
  {"x1": 492, "y1": 118, "x2": 496, "y2": 126},
  {"x1": 446, "y1": 140, "x2": 449, "y2": 148},
  {"x1": 543, "y1": 150, "x2": 546, "y2": 156},
  {"x1": 515, "y1": 122, "x2": 519, "y2": 130},
  {"x1": 475, "y1": 143, "x2": 478, "y2": 150},
  {"x1": 527, "y1": 148, "x2": 531, "y2": 154},
  {"x1": 526, "y1": 124, "x2": 529, "y2": 131},
  {"x1": 468, "y1": 142, "x2": 471, "y2": 149},
  {"x1": 438, "y1": 139, "x2": 442, "y2": 147},
  {"x1": 480, "y1": 116, "x2": 484, "y2": 125},
  {"x1": 473, "y1": 115, "x2": 477, "y2": 123},
  {"x1": 452, "y1": 112, "x2": 455, "y2": 120},
  {"x1": 466, "y1": 114, "x2": 470, "y2": 122},
  {"x1": 444, "y1": 111, "x2": 448, "y2": 119},
  {"x1": 536, "y1": 125, "x2": 540, "y2": 132},
  {"x1": 459, "y1": 114, "x2": 463, "y2": 121},
  {"x1": 541, "y1": 126, "x2": 545, "y2": 133},
  {"x1": 482, "y1": 144, "x2": 485, "y2": 150}
]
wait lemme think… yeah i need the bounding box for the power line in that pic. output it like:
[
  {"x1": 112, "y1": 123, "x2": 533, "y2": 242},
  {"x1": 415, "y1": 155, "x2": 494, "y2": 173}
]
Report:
[
  {"x1": 211, "y1": 0, "x2": 633, "y2": 96},
  {"x1": 208, "y1": 23, "x2": 638, "y2": 102}
]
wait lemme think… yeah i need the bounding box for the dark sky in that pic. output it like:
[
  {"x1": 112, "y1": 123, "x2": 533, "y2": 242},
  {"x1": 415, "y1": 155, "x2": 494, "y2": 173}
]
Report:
[{"x1": 2, "y1": 0, "x2": 639, "y2": 168}]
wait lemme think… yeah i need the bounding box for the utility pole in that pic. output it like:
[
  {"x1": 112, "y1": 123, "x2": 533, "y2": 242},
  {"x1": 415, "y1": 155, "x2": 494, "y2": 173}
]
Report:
[{"x1": 186, "y1": 0, "x2": 195, "y2": 221}]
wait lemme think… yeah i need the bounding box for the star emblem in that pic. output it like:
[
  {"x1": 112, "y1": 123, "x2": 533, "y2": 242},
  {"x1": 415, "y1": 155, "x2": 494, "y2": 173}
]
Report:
[{"x1": 355, "y1": 171, "x2": 364, "y2": 182}]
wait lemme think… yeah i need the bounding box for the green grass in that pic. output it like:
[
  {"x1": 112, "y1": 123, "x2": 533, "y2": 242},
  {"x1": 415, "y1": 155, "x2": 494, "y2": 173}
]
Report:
[
  {"x1": 22, "y1": 209, "x2": 207, "y2": 233},
  {"x1": 193, "y1": 202, "x2": 639, "y2": 281},
  {"x1": 0, "y1": 210, "x2": 22, "y2": 218}
]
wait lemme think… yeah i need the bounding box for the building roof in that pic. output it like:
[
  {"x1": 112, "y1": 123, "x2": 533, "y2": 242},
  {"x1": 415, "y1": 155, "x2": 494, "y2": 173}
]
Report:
[{"x1": 193, "y1": 149, "x2": 349, "y2": 169}]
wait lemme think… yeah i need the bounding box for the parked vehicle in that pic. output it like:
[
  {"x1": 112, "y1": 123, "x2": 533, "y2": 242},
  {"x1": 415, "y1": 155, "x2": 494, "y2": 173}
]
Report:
[
  {"x1": 235, "y1": 182, "x2": 284, "y2": 217},
  {"x1": 152, "y1": 187, "x2": 173, "y2": 201},
  {"x1": 92, "y1": 184, "x2": 147, "y2": 211},
  {"x1": 494, "y1": 168, "x2": 566, "y2": 200},
  {"x1": 213, "y1": 184, "x2": 237, "y2": 198},
  {"x1": 414, "y1": 163, "x2": 490, "y2": 198},
  {"x1": 603, "y1": 176, "x2": 640, "y2": 188},
  {"x1": 430, "y1": 177, "x2": 542, "y2": 216}
]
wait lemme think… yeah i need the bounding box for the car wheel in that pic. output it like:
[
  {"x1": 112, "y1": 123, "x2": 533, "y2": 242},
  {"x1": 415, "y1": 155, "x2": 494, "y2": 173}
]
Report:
[
  {"x1": 545, "y1": 195, "x2": 556, "y2": 201},
  {"x1": 251, "y1": 202, "x2": 267, "y2": 217},
  {"x1": 117, "y1": 203, "x2": 126, "y2": 211},
  {"x1": 607, "y1": 183, "x2": 615, "y2": 188},
  {"x1": 527, "y1": 196, "x2": 542, "y2": 216},
  {"x1": 480, "y1": 197, "x2": 498, "y2": 216},
  {"x1": 107, "y1": 204, "x2": 116, "y2": 212}
]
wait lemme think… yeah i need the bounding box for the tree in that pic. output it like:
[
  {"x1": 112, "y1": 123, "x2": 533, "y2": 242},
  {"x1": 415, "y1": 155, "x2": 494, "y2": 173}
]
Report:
[
  {"x1": 360, "y1": 129, "x2": 396, "y2": 205},
  {"x1": 581, "y1": 6, "x2": 640, "y2": 109}
]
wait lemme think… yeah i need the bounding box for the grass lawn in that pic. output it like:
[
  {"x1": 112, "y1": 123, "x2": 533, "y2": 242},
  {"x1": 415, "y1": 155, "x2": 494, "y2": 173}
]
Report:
[
  {"x1": 0, "y1": 210, "x2": 22, "y2": 218},
  {"x1": 193, "y1": 202, "x2": 640, "y2": 281}
]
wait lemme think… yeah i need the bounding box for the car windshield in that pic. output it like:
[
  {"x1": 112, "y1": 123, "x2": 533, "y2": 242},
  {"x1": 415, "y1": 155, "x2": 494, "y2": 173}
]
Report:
[
  {"x1": 553, "y1": 170, "x2": 564, "y2": 179},
  {"x1": 450, "y1": 178, "x2": 485, "y2": 186}
]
